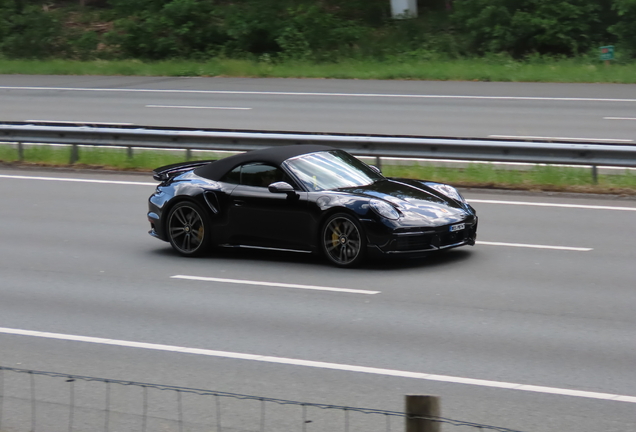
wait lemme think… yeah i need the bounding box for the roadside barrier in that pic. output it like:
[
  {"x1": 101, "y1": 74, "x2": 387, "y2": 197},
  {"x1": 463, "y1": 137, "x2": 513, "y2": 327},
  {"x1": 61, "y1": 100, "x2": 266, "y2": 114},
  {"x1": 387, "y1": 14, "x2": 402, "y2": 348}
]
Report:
[
  {"x1": 0, "y1": 366, "x2": 526, "y2": 432},
  {"x1": 1, "y1": 122, "x2": 635, "y2": 185}
]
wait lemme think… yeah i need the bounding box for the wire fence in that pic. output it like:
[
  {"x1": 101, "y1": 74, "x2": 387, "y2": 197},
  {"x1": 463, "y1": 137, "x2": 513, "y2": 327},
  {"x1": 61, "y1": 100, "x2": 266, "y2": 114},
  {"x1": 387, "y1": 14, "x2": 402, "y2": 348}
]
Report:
[{"x1": 0, "y1": 366, "x2": 526, "y2": 432}]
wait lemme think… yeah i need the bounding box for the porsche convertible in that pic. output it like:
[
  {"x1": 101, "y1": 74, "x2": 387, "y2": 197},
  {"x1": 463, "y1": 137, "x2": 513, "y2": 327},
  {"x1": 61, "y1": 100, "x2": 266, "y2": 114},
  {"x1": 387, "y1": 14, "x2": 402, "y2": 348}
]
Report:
[{"x1": 147, "y1": 145, "x2": 477, "y2": 267}]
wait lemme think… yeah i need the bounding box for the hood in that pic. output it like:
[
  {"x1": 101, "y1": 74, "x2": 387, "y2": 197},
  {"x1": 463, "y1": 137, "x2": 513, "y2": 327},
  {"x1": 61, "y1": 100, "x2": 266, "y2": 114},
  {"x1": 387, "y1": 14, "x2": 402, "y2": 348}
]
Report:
[{"x1": 339, "y1": 179, "x2": 469, "y2": 225}]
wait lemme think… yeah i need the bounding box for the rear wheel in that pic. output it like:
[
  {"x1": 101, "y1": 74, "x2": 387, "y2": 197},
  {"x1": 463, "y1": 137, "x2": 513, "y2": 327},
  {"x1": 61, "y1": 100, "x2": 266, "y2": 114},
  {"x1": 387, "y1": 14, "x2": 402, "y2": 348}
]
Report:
[
  {"x1": 166, "y1": 201, "x2": 211, "y2": 256},
  {"x1": 321, "y1": 213, "x2": 366, "y2": 267}
]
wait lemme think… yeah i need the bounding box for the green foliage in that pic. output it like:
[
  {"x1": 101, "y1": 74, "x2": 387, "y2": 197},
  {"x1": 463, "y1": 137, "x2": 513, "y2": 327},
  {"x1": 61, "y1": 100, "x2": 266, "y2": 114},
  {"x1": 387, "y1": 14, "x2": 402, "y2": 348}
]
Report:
[
  {"x1": 0, "y1": 0, "x2": 635, "y2": 62},
  {"x1": 106, "y1": 0, "x2": 227, "y2": 59},
  {"x1": 452, "y1": 0, "x2": 608, "y2": 57},
  {"x1": 609, "y1": 0, "x2": 636, "y2": 56},
  {"x1": 220, "y1": 1, "x2": 366, "y2": 60},
  {"x1": 0, "y1": 0, "x2": 65, "y2": 58},
  {"x1": 274, "y1": 5, "x2": 365, "y2": 60}
]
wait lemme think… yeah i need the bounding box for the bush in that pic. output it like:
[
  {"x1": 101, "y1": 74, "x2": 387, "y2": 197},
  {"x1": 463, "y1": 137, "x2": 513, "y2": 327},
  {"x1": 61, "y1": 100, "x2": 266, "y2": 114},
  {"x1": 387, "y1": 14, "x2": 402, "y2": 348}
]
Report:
[
  {"x1": 106, "y1": 0, "x2": 227, "y2": 59},
  {"x1": 0, "y1": 0, "x2": 65, "y2": 58},
  {"x1": 610, "y1": 0, "x2": 636, "y2": 57},
  {"x1": 220, "y1": 1, "x2": 367, "y2": 60},
  {"x1": 452, "y1": 0, "x2": 608, "y2": 58},
  {"x1": 0, "y1": 0, "x2": 632, "y2": 62}
]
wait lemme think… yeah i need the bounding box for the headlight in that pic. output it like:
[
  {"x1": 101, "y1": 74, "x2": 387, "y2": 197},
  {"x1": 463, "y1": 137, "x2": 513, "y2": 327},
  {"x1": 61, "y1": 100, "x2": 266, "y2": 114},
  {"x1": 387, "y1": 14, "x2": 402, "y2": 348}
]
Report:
[
  {"x1": 426, "y1": 183, "x2": 465, "y2": 203},
  {"x1": 370, "y1": 199, "x2": 400, "y2": 220}
]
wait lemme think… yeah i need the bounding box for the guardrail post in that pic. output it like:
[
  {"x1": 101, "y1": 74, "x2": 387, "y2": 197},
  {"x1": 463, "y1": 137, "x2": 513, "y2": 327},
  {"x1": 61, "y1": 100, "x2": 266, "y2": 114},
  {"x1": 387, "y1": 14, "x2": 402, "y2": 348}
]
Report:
[
  {"x1": 18, "y1": 142, "x2": 24, "y2": 161},
  {"x1": 70, "y1": 144, "x2": 79, "y2": 164},
  {"x1": 186, "y1": 149, "x2": 192, "y2": 161},
  {"x1": 375, "y1": 156, "x2": 382, "y2": 171},
  {"x1": 127, "y1": 146, "x2": 134, "y2": 160},
  {"x1": 592, "y1": 165, "x2": 598, "y2": 184},
  {"x1": 405, "y1": 395, "x2": 441, "y2": 432}
]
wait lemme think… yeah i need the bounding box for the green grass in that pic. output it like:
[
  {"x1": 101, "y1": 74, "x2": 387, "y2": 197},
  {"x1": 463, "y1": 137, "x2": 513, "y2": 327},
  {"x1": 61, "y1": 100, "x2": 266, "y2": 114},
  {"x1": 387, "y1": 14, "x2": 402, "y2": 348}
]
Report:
[
  {"x1": 73, "y1": 146, "x2": 213, "y2": 170},
  {"x1": 17, "y1": 145, "x2": 223, "y2": 170},
  {"x1": 2, "y1": 144, "x2": 635, "y2": 194},
  {"x1": 2, "y1": 57, "x2": 636, "y2": 83},
  {"x1": 383, "y1": 163, "x2": 636, "y2": 193}
]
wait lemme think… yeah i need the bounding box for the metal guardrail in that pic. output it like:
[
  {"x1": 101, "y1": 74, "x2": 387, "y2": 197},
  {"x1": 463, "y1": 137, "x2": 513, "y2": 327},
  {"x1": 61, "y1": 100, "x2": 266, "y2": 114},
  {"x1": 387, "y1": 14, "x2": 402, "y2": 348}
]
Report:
[{"x1": 1, "y1": 122, "x2": 635, "y2": 168}]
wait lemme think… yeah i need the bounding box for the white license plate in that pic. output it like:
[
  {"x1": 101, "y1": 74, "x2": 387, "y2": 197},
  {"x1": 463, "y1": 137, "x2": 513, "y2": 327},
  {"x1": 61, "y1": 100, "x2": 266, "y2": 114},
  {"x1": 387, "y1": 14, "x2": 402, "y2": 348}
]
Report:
[{"x1": 450, "y1": 223, "x2": 465, "y2": 232}]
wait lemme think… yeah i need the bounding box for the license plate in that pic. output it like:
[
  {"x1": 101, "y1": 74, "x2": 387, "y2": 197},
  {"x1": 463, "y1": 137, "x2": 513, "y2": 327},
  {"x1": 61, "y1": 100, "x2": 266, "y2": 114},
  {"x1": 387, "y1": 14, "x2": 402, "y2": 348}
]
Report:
[{"x1": 450, "y1": 223, "x2": 465, "y2": 232}]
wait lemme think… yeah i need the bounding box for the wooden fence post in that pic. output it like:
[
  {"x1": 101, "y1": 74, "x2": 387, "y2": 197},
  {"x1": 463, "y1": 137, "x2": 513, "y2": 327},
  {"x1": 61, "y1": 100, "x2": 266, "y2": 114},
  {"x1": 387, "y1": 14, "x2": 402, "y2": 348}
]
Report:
[{"x1": 405, "y1": 395, "x2": 441, "y2": 432}]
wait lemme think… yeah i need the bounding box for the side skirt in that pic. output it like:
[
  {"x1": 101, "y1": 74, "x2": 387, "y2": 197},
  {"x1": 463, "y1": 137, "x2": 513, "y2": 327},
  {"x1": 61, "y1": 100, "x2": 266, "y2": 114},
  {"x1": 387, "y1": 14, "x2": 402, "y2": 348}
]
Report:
[{"x1": 220, "y1": 244, "x2": 313, "y2": 254}]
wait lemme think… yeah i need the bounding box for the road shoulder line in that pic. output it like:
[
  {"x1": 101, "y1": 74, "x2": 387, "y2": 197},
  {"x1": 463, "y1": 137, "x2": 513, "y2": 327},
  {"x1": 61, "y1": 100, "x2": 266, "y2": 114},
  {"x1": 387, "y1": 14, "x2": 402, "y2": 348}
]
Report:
[{"x1": 1, "y1": 327, "x2": 634, "y2": 404}]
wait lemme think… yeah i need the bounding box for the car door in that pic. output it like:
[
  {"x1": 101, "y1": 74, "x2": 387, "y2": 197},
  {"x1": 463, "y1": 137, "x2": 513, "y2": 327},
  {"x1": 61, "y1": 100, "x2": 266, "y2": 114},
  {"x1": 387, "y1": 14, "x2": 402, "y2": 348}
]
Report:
[{"x1": 226, "y1": 163, "x2": 312, "y2": 250}]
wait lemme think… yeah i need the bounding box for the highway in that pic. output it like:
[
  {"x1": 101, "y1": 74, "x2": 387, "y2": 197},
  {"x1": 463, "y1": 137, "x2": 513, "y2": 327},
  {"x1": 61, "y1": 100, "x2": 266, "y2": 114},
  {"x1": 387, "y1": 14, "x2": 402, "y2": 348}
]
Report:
[
  {"x1": 0, "y1": 166, "x2": 635, "y2": 432},
  {"x1": 1, "y1": 75, "x2": 636, "y2": 141}
]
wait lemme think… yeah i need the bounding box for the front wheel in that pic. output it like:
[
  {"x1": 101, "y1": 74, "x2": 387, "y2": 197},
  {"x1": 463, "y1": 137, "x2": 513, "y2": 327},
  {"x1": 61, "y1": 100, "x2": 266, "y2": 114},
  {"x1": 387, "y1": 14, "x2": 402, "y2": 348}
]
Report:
[
  {"x1": 166, "y1": 201, "x2": 212, "y2": 256},
  {"x1": 321, "y1": 213, "x2": 366, "y2": 267}
]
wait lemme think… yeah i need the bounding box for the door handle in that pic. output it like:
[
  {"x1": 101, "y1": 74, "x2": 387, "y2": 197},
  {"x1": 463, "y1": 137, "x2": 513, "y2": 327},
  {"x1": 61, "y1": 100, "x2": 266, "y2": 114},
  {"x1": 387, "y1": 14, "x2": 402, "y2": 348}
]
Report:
[{"x1": 233, "y1": 200, "x2": 246, "y2": 206}]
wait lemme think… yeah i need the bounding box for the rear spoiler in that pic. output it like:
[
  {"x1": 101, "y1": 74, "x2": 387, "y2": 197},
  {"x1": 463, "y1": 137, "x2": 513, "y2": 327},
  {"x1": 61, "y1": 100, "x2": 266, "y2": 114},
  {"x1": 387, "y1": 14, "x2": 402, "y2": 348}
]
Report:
[{"x1": 152, "y1": 160, "x2": 215, "y2": 182}]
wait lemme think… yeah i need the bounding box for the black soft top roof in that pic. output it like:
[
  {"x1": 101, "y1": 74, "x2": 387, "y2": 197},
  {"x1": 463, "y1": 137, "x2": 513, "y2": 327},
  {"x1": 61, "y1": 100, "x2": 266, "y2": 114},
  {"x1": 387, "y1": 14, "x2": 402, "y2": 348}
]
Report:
[{"x1": 194, "y1": 144, "x2": 334, "y2": 180}]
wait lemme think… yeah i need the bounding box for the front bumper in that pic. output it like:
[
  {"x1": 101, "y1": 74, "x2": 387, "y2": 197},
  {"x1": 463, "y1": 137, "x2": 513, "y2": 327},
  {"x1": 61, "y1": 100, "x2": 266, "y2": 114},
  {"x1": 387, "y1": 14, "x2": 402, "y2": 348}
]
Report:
[{"x1": 368, "y1": 219, "x2": 478, "y2": 255}]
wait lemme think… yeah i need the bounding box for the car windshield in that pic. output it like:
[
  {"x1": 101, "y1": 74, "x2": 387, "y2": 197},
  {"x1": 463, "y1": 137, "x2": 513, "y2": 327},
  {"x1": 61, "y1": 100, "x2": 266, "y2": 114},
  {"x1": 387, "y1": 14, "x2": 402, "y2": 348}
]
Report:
[{"x1": 284, "y1": 150, "x2": 383, "y2": 191}]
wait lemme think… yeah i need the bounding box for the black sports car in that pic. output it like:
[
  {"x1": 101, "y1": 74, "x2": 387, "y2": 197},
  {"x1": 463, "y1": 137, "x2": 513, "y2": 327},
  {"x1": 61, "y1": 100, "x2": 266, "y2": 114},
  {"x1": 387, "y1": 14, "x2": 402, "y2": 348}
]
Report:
[{"x1": 147, "y1": 145, "x2": 477, "y2": 267}]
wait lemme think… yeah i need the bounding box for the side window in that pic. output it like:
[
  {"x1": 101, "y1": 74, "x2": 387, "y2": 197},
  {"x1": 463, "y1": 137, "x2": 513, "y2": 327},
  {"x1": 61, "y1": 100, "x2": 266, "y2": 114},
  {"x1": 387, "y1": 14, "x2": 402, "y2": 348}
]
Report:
[
  {"x1": 221, "y1": 166, "x2": 241, "y2": 184},
  {"x1": 240, "y1": 163, "x2": 285, "y2": 187}
]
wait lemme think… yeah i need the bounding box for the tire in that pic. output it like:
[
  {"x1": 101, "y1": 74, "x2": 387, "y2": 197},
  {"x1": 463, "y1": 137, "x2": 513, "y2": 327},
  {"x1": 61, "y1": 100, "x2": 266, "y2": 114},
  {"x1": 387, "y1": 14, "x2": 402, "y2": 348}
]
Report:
[
  {"x1": 166, "y1": 201, "x2": 212, "y2": 256},
  {"x1": 321, "y1": 213, "x2": 366, "y2": 267}
]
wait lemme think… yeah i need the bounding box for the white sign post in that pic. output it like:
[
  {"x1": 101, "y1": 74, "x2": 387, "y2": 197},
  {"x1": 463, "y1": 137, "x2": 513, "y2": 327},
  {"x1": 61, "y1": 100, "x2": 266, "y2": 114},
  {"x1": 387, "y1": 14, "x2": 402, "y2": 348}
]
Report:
[{"x1": 391, "y1": 0, "x2": 418, "y2": 18}]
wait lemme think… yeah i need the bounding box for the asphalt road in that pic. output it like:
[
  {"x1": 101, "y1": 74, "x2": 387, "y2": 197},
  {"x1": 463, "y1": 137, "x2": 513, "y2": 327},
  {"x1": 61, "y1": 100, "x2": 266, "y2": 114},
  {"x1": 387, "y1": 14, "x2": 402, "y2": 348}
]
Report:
[
  {"x1": 0, "y1": 167, "x2": 635, "y2": 432},
  {"x1": 1, "y1": 75, "x2": 636, "y2": 141}
]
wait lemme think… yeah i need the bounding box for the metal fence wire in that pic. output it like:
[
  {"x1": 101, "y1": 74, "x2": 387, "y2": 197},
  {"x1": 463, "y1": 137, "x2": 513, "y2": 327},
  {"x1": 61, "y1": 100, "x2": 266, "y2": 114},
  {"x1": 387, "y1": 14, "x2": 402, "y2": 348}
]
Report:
[{"x1": 0, "y1": 366, "x2": 526, "y2": 432}]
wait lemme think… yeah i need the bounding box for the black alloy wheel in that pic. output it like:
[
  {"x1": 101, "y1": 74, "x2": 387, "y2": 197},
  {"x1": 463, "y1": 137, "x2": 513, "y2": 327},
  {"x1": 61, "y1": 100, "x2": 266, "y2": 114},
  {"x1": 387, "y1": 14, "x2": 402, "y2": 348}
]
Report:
[
  {"x1": 321, "y1": 213, "x2": 366, "y2": 267},
  {"x1": 167, "y1": 201, "x2": 211, "y2": 256}
]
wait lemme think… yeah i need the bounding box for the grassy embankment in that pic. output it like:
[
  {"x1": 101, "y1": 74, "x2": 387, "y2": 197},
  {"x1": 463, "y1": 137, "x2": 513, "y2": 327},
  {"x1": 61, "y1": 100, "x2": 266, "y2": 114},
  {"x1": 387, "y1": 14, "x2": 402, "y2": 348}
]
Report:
[
  {"x1": 1, "y1": 144, "x2": 635, "y2": 195},
  {"x1": 2, "y1": 57, "x2": 636, "y2": 83}
]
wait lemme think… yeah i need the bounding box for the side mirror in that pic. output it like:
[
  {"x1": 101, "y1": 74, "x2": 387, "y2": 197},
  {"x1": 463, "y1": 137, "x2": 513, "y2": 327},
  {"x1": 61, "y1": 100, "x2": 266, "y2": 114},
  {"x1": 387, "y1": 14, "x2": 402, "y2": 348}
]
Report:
[
  {"x1": 369, "y1": 165, "x2": 382, "y2": 175},
  {"x1": 268, "y1": 181, "x2": 295, "y2": 194}
]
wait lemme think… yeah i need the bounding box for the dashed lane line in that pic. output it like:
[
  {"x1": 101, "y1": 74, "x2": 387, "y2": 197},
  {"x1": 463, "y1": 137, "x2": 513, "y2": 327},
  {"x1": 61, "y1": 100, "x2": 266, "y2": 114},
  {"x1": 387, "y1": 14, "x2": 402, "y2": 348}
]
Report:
[
  {"x1": 146, "y1": 105, "x2": 252, "y2": 110},
  {"x1": 3, "y1": 85, "x2": 636, "y2": 103},
  {"x1": 172, "y1": 275, "x2": 380, "y2": 295},
  {"x1": 476, "y1": 241, "x2": 592, "y2": 252}
]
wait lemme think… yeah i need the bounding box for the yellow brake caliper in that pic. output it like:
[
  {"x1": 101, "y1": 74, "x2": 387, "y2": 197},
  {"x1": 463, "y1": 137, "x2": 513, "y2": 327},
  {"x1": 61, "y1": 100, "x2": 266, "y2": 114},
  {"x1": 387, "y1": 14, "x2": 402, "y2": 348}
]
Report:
[{"x1": 331, "y1": 222, "x2": 340, "y2": 248}]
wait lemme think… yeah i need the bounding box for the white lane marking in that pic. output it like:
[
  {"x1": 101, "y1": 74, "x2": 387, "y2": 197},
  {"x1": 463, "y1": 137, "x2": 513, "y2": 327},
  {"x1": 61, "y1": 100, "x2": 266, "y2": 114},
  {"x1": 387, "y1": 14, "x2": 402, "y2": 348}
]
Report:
[
  {"x1": 0, "y1": 174, "x2": 155, "y2": 186},
  {"x1": 477, "y1": 241, "x2": 592, "y2": 251},
  {"x1": 172, "y1": 275, "x2": 380, "y2": 295},
  {"x1": 604, "y1": 117, "x2": 636, "y2": 120},
  {"x1": 488, "y1": 135, "x2": 633, "y2": 143},
  {"x1": 468, "y1": 199, "x2": 636, "y2": 212},
  {"x1": 25, "y1": 120, "x2": 135, "y2": 126},
  {"x1": 146, "y1": 105, "x2": 251, "y2": 110},
  {"x1": 3, "y1": 85, "x2": 636, "y2": 103},
  {"x1": 1, "y1": 327, "x2": 634, "y2": 404},
  {"x1": 1, "y1": 175, "x2": 634, "y2": 212}
]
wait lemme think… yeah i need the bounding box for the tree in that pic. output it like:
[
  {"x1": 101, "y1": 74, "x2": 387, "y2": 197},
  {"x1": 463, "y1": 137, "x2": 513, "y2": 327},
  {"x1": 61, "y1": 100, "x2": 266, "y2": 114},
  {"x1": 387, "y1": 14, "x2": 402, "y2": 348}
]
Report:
[{"x1": 452, "y1": 0, "x2": 604, "y2": 57}]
